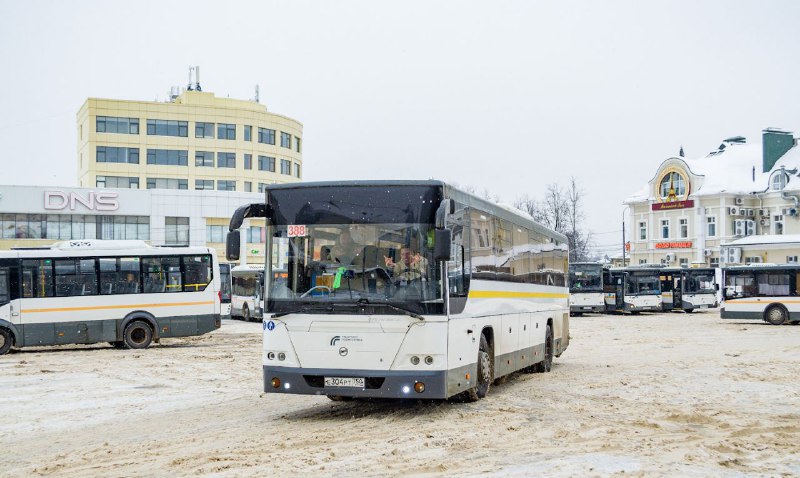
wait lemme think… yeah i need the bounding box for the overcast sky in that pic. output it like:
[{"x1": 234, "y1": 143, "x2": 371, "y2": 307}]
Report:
[{"x1": 1, "y1": 0, "x2": 799, "y2": 255}]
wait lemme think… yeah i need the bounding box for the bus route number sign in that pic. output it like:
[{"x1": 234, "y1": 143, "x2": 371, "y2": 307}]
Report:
[{"x1": 287, "y1": 225, "x2": 307, "y2": 237}]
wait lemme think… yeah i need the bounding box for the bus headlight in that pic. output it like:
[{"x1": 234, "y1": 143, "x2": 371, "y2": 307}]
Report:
[
  {"x1": 424, "y1": 356, "x2": 433, "y2": 365},
  {"x1": 267, "y1": 352, "x2": 275, "y2": 360},
  {"x1": 278, "y1": 352, "x2": 286, "y2": 361},
  {"x1": 410, "y1": 356, "x2": 420, "y2": 365}
]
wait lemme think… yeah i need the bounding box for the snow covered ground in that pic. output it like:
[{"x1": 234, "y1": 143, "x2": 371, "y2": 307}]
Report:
[{"x1": 2, "y1": 312, "x2": 799, "y2": 477}]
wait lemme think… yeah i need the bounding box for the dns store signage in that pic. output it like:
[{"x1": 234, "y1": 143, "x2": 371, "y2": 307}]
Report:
[{"x1": 44, "y1": 190, "x2": 120, "y2": 211}]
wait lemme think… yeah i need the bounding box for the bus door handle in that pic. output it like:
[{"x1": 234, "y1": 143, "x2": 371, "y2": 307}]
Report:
[{"x1": 10, "y1": 304, "x2": 19, "y2": 317}]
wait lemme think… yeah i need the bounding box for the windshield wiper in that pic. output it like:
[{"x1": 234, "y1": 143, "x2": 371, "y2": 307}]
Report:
[
  {"x1": 270, "y1": 304, "x2": 334, "y2": 319},
  {"x1": 354, "y1": 298, "x2": 425, "y2": 321}
]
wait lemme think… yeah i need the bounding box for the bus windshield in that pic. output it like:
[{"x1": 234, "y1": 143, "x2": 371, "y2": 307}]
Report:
[
  {"x1": 569, "y1": 265, "x2": 602, "y2": 292},
  {"x1": 268, "y1": 222, "x2": 443, "y2": 315},
  {"x1": 686, "y1": 273, "x2": 715, "y2": 293}
]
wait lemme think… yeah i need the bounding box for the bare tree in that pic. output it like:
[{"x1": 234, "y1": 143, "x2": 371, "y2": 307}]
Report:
[{"x1": 564, "y1": 177, "x2": 592, "y2": 262}]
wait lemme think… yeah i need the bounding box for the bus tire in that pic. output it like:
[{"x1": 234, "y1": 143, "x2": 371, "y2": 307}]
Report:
[
  {"x1": 533, "y1": 323, "x2": 553, "y2": 373},
  {"x1": 242, "y1": 304, "x2": 251, "y2": 322},
  {"x1": 0, "y1": 328, "x2": 13, "y2": 356},
  {"x1": 465, "y1": 334, "x2": 493, "y2": 402},
  {"x1": 765, "y1": 305, "x2": 788, "y2": 326},
  {"x1": 123, "y1": 320, "x2": 153, "y2": 349}
]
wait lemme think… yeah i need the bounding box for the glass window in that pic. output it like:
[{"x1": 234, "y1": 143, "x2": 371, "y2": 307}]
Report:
[
  {"x1": 195, "y1": 122, "x2": 214, "y2": 138},
  {"x1": 96, "y1": 146, "x2": 139, "y2": 164},
  {"x1": 280, "y1": 159, "x2": 291, "y2": 175},
  {"x1": 165, "y1": 217, "x2": 189, "y2": 245},
  {"x1": 679, "y1": 218, "x2": 688, "y2": 238},
  {"x1": 659, "y1": 172, "x2": 686, "y2": 199},
  {"x1": 217, "y1": 123, "x2": 236, "y2": 140},
  {"x1": 258, "y1": 128, "x2": 275, "y2": 145},
  {"x1": 247, "y1": 226, "x2": 263, "y2": 243},
  {"x1": 96, "y1": 215, "x2": 149, "y2": 240},
  {"x1": 771, "y1": 172, "x2": 789, "y2": 191},
  {"x1": 244, "y1": 154, "x2": 252, "y2": 170},
  {"x1": 147, "y1": 119, "x2": 188, "y2": 137},
  {"x1": 217, "y1": 180, "x2": 236, "y2": 191},
  {"x1": 195, "y1": 179, "x2": 214, "y2": 190},
  {"x1": 217, "y1": 152, "x2": 236, "y2": 168},
  {"x1": 661, "y1": 219, "x2": 669, "y2": 239},
  {"x1": 295, "y1": 136, "x2": 301, "y2": 153},
  {"x1": 294, "y1": 163, "x2": 301, "y2": 178},
  {"x1": 96, "y1": 176, "x2": 139, "y2": 189},
  {"x1": 280, "y1": 132, "x2": 291, "y2": 148},
  {"x1": 22, "y1": 259, "x2": 54, "y2": 298},
  {"x1": 54, "y1": 258, "x2": 97, "y2": 297},
  {"x1": 206, "y1": 225, "x2": 225, "y2": 243},
  {"x1": 147, "y1": 149, "x2": 188, "y2": 166},
  {"x1": 244, "y1": 125, "x2": 252, "y2": 141},
  {"x1": 707, "y1": 217, "x2": 716, "y2": 237},
  {"x1": 258, "y1": 183, "x2": 269, "y2": 193},
  {"x1": 99, "y1": 257, "x2": 140, "y2": 295},
  {"x1": 244, "y1": 181, "x2": 252, "y2": 192},
  {"x1": 96, "y1": 116, "x2": 139, "y2": 134},
  {"x1": 638, "y1": 221, "x2": 647, "y2": 240},
  {"x1": 195, "y1": 151, "x2": 214, "y2": 167},
  {"x1": 147, "y1": 178, "x2": 188, "y2": 190},
  {"x1": 182, "y1": 255, "x2": 212, "y2": 292},
  {"x1": 258, "y1": 156, "x2": 275, "y2": 172},
  {"x1": 143, "y1": 256, "x2": 182, "y2": 293}
]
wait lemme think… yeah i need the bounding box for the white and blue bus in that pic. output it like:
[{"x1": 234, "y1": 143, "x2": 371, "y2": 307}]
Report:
[
  {"x1": 659, "y1": 267, "x2": 718, "y2": 312},
  {"x1": 606, "y1": 266, "x2": 662, "y2": 313},
  {"x1": 226, "y1": 180, "x2": 570, "y2": 401},
  {"x1": 0, "y1": 240, "x2": 221, "y2": 355},
  {"x1": 568, "y1": 262, "x2": 608, "y2": 315}
]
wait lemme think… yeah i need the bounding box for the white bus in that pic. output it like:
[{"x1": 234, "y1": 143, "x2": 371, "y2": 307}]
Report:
[
  {"x1": 225, "y1": 180, "x2": 570, "y2": 401},
  {"x1": 231, "y1": 264, "x2": 264, "y2": 321},
  {"x1": 606, "y1": 267, "x2": 662, "y2": 313},
  {"x1": 659, "y1": 267, "x2": 718, "y2": 312},
  {"x1": 219, "y1": 263, "x2": 232, "y2": 318},
  {"x1": 721, "y1": 264, "x2": 800, "y2": 325},
  {"x1": 0, "y1": 240, "x2": 221, "y2": 355},
  {"x1": 568, "y1": 262, "x2": 608, "y2": 314}
]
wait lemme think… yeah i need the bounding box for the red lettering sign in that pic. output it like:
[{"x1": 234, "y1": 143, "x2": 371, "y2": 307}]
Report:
[
  {"x1": 652, "y1": 200, "x2": 694, "y2": 211},
  {"x1": 655, "y1": 242, "x2": 692, "y2": 249}
]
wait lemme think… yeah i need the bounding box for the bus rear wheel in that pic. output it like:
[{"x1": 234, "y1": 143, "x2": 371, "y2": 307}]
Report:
[
  {"x1": 765, "y1": 305, "x2": 788, "y2": 326},
  {"x1": 0, "y1": 328, "x2": 13, "y2": 355},
  {"x1": 533, "y1": 324, "x2": 553, "y2": 373},
  {"x1": 465, "y1": 334, "x2": 493, "y2": 402},
  {"x1": 123, "y1": 320, "x2": 153, "y2": 349}
]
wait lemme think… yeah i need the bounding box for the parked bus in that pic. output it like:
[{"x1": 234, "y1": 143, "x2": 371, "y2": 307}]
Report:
[
  {"x1": 721, "y1": 264, "x2": 800, "y2": 325},
  {"x1": 0, "y1": 240, "x2": 221, "y2": 355},
  {"x1": 219, "y1": 263, "x2": 232, "y2": 318},
  {"x1": 231, "y1": 264, "x2": 264, "y2": 321},
  {"x1": 225, "y1": 180, "x2": 570, "y2": 401},
  {"x1": 606, "y1": 266, "x2": 662, "y2": 313},
  {"x1": 568, "y1": 262, "x2": 608, "y2": 315},
  {"x1": 660, "y1": 267, "x2": 718, "y2": 312}
]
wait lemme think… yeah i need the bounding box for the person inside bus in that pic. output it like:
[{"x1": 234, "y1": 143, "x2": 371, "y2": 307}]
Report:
[
  {"x1": 384, "y1": 245, "x2": 428, "y2": 285},
  {"x1": 330, "y1": 230, "x2": 362, "y2": 265}
]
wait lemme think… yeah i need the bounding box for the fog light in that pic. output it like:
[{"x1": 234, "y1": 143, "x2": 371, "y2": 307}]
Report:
[
  {"x1": 410, "y1": 356, "x2": 420, "y2": 365},
  {"x1": 278, "y1": 352, "x2": 286, "y2": 361},
  {"x1": 271, "y1": 377, "x2": 281, "y2": 389},
  {"x1": 267, "y1": 352, "x2": 275, "y2": 360},
  {"x1": 424, "y1": 356, "x2": 433, "y2": 365},
  {"x1": 402, "y1": 385, "x2": 411, "y2": 394},
  {"x1": 284, "y1": 382, "x2": 291, "y2": 390},
  {"x1": 414, "y1": 382, "x2": 425, "y2": 393}
]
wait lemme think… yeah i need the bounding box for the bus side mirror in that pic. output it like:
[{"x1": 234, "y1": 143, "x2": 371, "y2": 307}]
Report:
[
  {"x1": 433, "y1": 229, "x2": 452, "y2": 261},
  {"x1": 226, "y1": 230, "x2": 241, "y2": 261},
  {"x1": 715, "y1": 283, "x2": 720, "y2": 291}
]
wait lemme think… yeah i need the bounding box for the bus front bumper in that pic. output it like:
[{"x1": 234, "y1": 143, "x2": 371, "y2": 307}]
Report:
[
  {"x1": 570, "y1": 305, "x2": 605, "y2": 313},
  {"x1": 263, "y1": 366, "x2": 449, "y2": 399}
]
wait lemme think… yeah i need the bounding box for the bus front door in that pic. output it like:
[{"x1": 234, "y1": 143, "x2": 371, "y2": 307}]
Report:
[
  {"x1": 615, "y1": 277, "x2": 625, "y2": 311},
  {"x1": 673, "y1": 276, "x2": 683, "y2": 309}
]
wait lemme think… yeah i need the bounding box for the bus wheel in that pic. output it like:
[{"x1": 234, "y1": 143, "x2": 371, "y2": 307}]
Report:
[
  {"x1": 123, "y1": 320, "x2": 153, "y2": 349},
  {"x1": 465, "y1": 334, "x2": 493, "y2": 401},
  {"x1": 765, "y1": 305, "x2": 788, "y2": 326},
  {"x1": 0, "y1": 328, "x2": 13, "y2": 355},
  {"x1": 533, "y1": 324, "x2": 553, "y2": 373},
  {"x1": 242, "y1": 304, "x2": 251, "y2": 322}
]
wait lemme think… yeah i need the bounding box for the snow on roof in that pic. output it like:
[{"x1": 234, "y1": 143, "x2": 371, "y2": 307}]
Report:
[
  {"x1": 722, "y1": 234, "x2": 800, "y2": 247},
  {"x1": 625, "y1": 138, "x2": 800, "y2": 203}
]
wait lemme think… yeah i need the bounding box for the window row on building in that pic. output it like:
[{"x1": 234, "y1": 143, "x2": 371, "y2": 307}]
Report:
[
  {"x1": 2, "y1": 213, "x2": 150, "y2": 241},
  {"x1": 96, "y1": 175, "x2": 279, "y2": 193},
  {"x1": 96, "y1": 146, "x2": 301, "y2": 177},
  {"x1": 637, "y1": 214, "x2": 790, "y2": 241},
  {"x1": 206, "y1": 225, "x2": 264, "y2": 244},
  {"x1": 96, "y1": 116, "x2": 301, "y2": 152}
]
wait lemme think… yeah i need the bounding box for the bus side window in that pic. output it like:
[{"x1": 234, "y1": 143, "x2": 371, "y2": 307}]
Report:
[
  {"x1": 0, "y1": 268, "x2": 9, "y2": 304},
  {"x1": 182, "y1": 255, "x2": 212, "y2": 292},
  {"x1": 21, "y1": 260, "x2": 54, "y2": 298}
]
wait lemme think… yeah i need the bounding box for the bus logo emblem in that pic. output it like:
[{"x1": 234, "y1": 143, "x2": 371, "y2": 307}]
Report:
[
  {"x1": 330, "y1": 336, "x2": 340, "y2": 346},
  {"x1": 338, "y1": 347, "x2": 348, "y2": 356}
]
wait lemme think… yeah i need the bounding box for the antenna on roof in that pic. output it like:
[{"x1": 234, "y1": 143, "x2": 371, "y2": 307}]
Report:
[
  {"x1": 254, "y1": 84, "x2": 260, "y2": 103},
  {"x1": 195, "y1": 65, "x2": 201, "y2": 92},
  {"x1": 679, "y1": 145, "x2": 685, "y2": 157},
  {"x1": 187, "y1": 66, "x2": 194, "y2": 91}
]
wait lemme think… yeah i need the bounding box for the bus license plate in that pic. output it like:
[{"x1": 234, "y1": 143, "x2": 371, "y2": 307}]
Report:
[{"x1": 324, "y1": 377, "x2": 365, "y2": 388}]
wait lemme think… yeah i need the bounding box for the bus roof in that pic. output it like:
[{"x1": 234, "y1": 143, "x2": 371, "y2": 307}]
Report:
[{"x1": 724, "y1": 264, "x2": 800, "y2": 272}]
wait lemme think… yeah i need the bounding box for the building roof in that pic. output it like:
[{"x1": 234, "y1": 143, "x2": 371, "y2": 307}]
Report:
[
  {"x1": 626, "y1": 138, "x2": 800, "y2": 203},
  {"x1": 722, "y1": 234, "x2": 800, "y2": 247}
]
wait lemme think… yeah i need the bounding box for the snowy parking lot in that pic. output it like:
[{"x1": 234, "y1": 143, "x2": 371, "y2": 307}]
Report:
[{"x1": 3, "y1": 311, "x2": 800, "y2": 477}]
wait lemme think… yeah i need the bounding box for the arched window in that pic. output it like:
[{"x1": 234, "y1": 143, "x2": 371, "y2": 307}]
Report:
[
  {"x1": 770, "y1": 171, "x2": 789, "y2": 191},
  {"x1": 659, "y1": 172, "x2": 686, "y2": 199}
]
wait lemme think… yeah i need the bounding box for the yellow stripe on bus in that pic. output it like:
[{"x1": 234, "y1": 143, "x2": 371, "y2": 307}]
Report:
[
  {"x1": 468, "y1": 291, "x2": 569, "y2": 299},
  {"x1": 22, "y1": 301, "x2": 215, "y2": 314}
]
